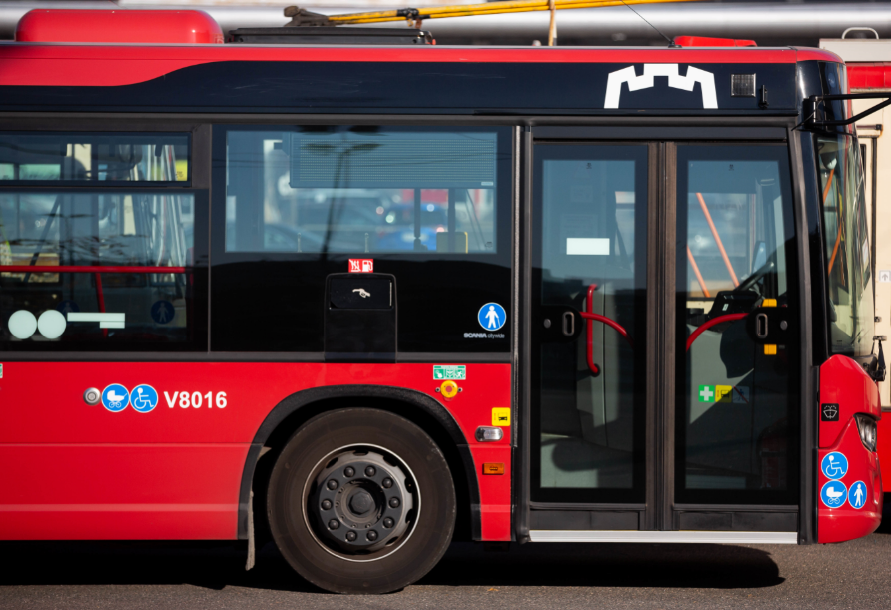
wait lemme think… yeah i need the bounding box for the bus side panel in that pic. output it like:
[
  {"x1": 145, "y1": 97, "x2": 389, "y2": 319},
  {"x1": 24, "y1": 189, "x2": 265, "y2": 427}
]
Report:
[
  {"x1": 817, "y1": 355, "x2": 882, "y2": 543},
  {"x1": 879, "y1": 416, "x2": 891, "y2": 493},
  {"x1": 468, "y1": 445, "x2": 512, "y2": 540},
  {"x1": 0, "y1": 445, "x2": 244, "y2": 540},
  {"x1": 0, "y1": 362, "x2": 511, "y2": 541}
]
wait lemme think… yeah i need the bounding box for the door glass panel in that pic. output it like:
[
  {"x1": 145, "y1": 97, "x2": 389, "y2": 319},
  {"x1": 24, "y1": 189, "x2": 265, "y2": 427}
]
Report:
[
  {"x1": 675, "y1": 144, "x2": 799, "y2": 504},
  {"x1": 532, "y1": 145, "x2": 648, "y2": 503}
]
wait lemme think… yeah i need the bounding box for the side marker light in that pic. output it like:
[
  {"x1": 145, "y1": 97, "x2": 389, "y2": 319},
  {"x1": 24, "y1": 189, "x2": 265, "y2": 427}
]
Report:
[
  {"x1": 482, "y1": 462, "x2": 505, "y2": 475},
  {"x1": 764, "y1": 344, "x2": 777, "y2": 355},
  {"x1": 475, "y1": 426, "x2": 504, "y2": 442}
]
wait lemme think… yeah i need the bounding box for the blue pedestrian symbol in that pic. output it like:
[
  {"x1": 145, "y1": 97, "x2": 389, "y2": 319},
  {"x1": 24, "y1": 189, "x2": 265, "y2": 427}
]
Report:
[
  {"x1": 848, "y1": 480, "x2": 867, "y2": 510},
  {"x1": 101, "y1": 383, "x2": 130, "y2": 413},
  {"x1": 151, "y1": 300, "x2": 175, "y2": 325},
  {"x1": 130, "y1": 384, "x2": 159, "y2": 413},
  {"x1": 820, "y1": 480, "x2": 848, "y2": 508},
  {"x1": 478, "y1": 303, "x2": 506, "y2": 331},
  {"x1": 821, "y1": 451, "x2": 848, "y2": 480}
]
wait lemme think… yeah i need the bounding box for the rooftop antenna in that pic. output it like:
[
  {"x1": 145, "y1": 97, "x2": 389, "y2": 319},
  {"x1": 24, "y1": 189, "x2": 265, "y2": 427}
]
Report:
[{"x1": 619, "y1": 0, "x2": 679, "y2": 47}]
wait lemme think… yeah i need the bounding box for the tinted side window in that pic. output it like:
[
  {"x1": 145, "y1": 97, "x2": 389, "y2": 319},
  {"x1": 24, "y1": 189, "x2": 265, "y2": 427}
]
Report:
[
  {"x1": 212, "y1": 126, "x2": 511, "y2": 353},
  {"x1": 225, "y1": 130, "x2": 497, "y2": 255},
  {"x1": 0, "y1": 133, "x2": 189, "y2": 184},
  {"x1": 0, "y1": 132, "x2": 207, "y2": 352},
  {"x1": 817, "y1": 135, "x2": 874, "y2": 355}
]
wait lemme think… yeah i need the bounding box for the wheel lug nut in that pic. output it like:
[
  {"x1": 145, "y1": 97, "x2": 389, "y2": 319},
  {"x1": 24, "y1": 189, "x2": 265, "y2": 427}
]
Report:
[
  {"x1": 327, "y1": 479, "x2": 338, "y2": 490},
  {"x1": 344, "y1": 466, "x2": 355, "y2": 477},
  {"x1": 365, "y1": 466, "x2": 376, "y2": 477},
  {"x1": 383, "y1": 517, "x2": 394, "y2": 528},
  {"x1": 388, "y1": 497, "x2": 400, "y2": 508},
  {"x1": 345, "y1": 531, "x2": 357, "y2": 542},
  {"x1": 382, "y1": 478, "x2": 393, "y2": 488},
  {"x1": 328, "y1": 519, "x2": 340, "y2": 530},
  {"x1": 367, "y1": 530, "x2": 378, "y2": 541},
  {"x1": 321, "y1": 499, "x2": 333, "y2": 510}
]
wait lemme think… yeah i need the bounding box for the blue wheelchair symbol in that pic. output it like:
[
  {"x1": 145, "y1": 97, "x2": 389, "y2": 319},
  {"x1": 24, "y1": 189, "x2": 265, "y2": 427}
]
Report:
[
  {"x1": 101, "y1": 383, "x2": 130, "y2": 413},
  {"x1": 848, "y1": 480, "x2": 867, "y2": 510},
  {"x1": 820, "y1": 480, "x2": 848, "y2": 508},
  {"x1": 130, "y1": 384, "x2": 159, "y2": 413},
  {"x1": 821, "y1": 452, "x2": 848, "y2": 480},
  {"x1": 478, "y1": 303, "x2": 506, "y2": 331}
]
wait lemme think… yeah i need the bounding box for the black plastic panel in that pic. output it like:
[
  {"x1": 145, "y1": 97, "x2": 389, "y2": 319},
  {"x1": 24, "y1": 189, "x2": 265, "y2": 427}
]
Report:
[
  {"x1": 0, "y1": 62, "x2": 797, "y2": 114},
  {"x1": 529, "y1": 510, "x2": 641, "y2": 530}
]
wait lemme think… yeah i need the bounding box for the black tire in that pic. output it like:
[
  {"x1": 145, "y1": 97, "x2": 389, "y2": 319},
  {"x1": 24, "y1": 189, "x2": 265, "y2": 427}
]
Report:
[{"x1": 267, "y1": 407, "x2": 456, "y2": 594}]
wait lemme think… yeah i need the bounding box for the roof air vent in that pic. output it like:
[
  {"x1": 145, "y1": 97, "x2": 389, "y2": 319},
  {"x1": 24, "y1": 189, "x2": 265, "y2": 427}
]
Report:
[{"x1": 15, "y1": 9, "x2": 224, "y2": 44}]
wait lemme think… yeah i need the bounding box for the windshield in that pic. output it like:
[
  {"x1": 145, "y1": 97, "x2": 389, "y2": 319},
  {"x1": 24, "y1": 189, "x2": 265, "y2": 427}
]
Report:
[{"x1": 817, "y1": 134, "x2": 874, "y2": 355}]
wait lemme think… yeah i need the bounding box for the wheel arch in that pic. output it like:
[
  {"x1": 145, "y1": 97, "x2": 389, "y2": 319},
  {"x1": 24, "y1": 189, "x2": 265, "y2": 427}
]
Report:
[{"x1": 237, "y1": 384, "x2": 481, "y2": 541}]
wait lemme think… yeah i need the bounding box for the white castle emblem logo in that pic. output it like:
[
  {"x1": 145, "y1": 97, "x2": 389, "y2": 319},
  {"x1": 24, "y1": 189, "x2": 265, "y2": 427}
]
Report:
[{"x1": 604, "y1": 64, "x2": 718, "y2": 109}]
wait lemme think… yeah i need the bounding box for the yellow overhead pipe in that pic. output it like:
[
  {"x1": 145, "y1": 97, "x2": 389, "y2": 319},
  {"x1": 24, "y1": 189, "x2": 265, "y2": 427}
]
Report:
[{"x1": 287, "y1": 0, "x2": 702, "y2": 27}]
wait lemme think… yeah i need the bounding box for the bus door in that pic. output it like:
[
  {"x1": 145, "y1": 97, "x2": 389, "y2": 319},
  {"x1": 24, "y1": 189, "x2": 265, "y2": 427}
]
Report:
[{"x1": 527, "y1": 131, "x2": 801, "y2": 540}]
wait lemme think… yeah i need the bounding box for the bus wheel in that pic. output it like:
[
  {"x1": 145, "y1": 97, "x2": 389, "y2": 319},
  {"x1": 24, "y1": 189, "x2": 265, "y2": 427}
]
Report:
[{"x1": 267, "y1": 407, "x2": 456, "y2": 594}]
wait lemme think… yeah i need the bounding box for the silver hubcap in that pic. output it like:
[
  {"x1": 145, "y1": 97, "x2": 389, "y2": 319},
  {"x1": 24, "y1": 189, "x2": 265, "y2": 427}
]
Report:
[{"x1": 308, "y1": 447, "x2": 416, "y2": 558}]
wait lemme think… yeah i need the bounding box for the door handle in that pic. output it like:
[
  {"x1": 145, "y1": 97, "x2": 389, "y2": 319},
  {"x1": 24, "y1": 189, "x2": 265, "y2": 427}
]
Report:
[
  {"x1": 755, "y1": 313, "x2": 768, "y2": 339},
  {"x1": 562, "y1": 311, "x2": 575, "y2": 337}
]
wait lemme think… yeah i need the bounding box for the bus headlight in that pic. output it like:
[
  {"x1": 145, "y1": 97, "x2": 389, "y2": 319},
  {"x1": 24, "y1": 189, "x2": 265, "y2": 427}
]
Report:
[{"x1": 854, "y1": 414, "x2": 878, "y2": 452}]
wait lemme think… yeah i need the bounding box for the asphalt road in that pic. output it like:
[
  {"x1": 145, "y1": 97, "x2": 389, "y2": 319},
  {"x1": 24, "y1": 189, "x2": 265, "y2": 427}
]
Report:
[{"x1": 1, "y1": 517, "x2": 890, "y2": 610}]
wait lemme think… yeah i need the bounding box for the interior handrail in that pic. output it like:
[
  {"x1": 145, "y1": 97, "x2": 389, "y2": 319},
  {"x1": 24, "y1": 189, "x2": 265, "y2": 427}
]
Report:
[
  {"x1": 696, "y1": 192, "x2": 739, "y2": 288},
  {"x1": 685, "y1": 312, "x2": 747, "y2": 352},
  {"x1": 583, "y1": 284, "x2": 634, "y2": 376}
]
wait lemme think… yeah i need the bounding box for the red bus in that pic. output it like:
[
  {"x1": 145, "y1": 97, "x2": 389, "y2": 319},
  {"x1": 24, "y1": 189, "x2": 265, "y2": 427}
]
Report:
[{"x1": 0, "y1": 8, "x2": 884, "y2": 594}]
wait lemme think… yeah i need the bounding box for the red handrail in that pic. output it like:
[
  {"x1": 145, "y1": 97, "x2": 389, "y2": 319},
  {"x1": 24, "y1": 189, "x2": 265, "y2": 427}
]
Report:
[
  {"x1": 0, "y1": 265, "x2": 188, "y2": 274},
  {"x1": 583, "y1": 284, "x2": 634, "y2": 376},
  {"x1": 685, "y1": 312, "x2": 747, "y2": 352}
]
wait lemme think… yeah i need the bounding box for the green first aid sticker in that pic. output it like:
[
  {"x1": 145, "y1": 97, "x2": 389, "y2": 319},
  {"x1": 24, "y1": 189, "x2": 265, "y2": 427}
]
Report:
[
  {"x1": 434, "y1": 365, "x2": 466, "y2": 380},
  {"x1": 699, "y1": 384, "x2": 748, "y2": 403}
]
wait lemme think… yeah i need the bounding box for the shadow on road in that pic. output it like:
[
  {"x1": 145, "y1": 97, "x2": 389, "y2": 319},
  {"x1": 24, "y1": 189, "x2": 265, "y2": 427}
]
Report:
[
  {"x1": 878, "y1": 492, "x2": 891, "y2": 534},
  {"x1": 422, "y1": 541, "x2": 783, "y2": 589},
  {"x1": 0, "y1": 538, "x2": 784, "y2": 592}
]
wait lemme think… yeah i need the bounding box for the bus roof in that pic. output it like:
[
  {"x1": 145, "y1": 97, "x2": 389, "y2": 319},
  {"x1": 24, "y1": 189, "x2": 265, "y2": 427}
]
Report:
[{"x1": 0, "y1": 44, "x2": 841, "y2": 88}]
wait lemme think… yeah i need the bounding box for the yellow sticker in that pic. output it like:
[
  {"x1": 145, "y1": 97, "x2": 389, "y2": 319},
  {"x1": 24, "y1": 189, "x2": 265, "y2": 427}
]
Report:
[
  {"x1": 175, "y1": 159, "x2": 189, "y2": 182},
  {"x1": 715, "y1": 385, "x2": 733, "y2": 403},
  {"x1": 492, "y1": 407, "x2": 511, "y2": 426}
]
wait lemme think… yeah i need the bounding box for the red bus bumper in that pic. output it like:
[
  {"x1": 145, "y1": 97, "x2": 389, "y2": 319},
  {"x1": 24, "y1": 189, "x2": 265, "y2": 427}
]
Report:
[
  {"x1": 818, "y1": 355, "x2": 883, "y2": 543},
  {"x1": 817, "y1": 418, "x2": 883, "y2": 543}
]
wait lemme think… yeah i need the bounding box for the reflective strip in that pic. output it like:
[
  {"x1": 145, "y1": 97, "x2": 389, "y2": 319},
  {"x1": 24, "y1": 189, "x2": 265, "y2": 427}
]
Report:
[
  {"x1": 528, "y1": 530, "x2": 798, "y2": 544},
  {"x1": 67, "y1": 313, "x2": 126, "y2": 329}
]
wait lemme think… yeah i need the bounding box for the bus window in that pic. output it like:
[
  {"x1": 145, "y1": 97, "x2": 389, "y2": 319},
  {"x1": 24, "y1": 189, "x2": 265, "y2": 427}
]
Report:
[
  {"x1": 817, "y1": 135, "x2": 875, "y2": 355},
  {"x1": 0, "y1": 191, "x2": 203, "y2": 349},
  {"x1": 676, "y1": 144, "x2": 799, "y2": 504},
  {"x1": 0, "y1": 133, "x2": 189, "y2": 184},
  {"x1": 224, "y1": 128, "x2": 498, "y2": 254}
]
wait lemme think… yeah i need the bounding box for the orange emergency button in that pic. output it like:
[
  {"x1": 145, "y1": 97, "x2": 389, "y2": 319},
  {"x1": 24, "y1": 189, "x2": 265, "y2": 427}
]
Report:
[
  {"x1": 439, "y1": 380, "x2": 459, "y2": 399},
  {"x1": 483, "y1": 462, "x2": 505, "y2": 475}
]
